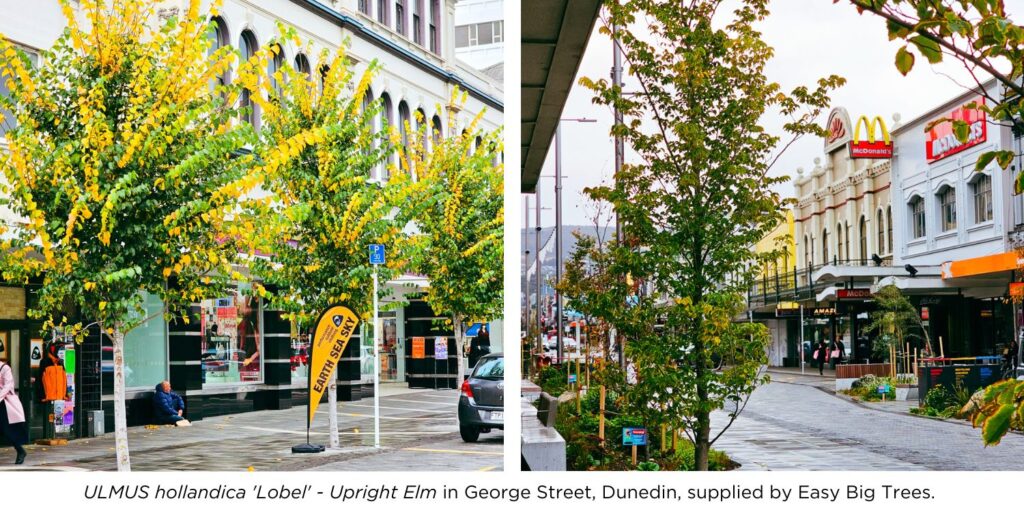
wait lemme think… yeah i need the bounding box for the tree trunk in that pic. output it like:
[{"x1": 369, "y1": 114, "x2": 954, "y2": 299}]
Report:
[
  {"x1": 111, "y1": 327, "x2": 131, "y2": 471},
  {"x1": 328, "y1": 379, "x2": 339, "y2": 449},
  {"x1": 454, "y1": 315, "x2": 465, "y2": 389},
  {"x1": 694, "y1": 410, "x2": 711, "y2": 471}
]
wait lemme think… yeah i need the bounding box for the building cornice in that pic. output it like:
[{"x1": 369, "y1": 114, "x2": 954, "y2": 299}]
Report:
[{"x1": 291, "y1": 0, "x2": 504, "y2": 112}]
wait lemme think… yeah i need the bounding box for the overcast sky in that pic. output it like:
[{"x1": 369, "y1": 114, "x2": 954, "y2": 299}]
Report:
[{"x1": 526, "y1": 0, "x2": 1024, "y2": 228}]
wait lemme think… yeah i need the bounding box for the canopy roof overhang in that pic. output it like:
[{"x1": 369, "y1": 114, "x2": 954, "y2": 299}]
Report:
[{"x1": 521, "y1": 0, "x2": 602, "y2": 192}]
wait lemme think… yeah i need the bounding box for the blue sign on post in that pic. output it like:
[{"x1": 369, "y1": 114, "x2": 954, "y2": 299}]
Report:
[
  {"x1": 369, "y1": 244, "x2": 386, "y2": 265},
  {"x1": 622, "y1": 427, "x2": 647, "y2": 446},
  {"x1": 568, "y1": 374, "x2": 577, "y2": 384}
]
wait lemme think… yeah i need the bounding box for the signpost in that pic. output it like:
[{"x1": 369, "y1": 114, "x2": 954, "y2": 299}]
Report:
[
  {"x1": 369, "y1": 244, "x2": 385, "y2": 449},
  {"x1": 623, "y1": 427, "x2": 647, "y2": 465}
]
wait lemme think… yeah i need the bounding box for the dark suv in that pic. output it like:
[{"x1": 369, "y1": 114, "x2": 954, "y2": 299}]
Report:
[{"x1": 457, "y1": 353, "x2": 504, "y2": 442}]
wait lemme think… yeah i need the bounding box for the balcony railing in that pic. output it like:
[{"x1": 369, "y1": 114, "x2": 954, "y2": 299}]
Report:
[{"x1": 747, "y1": 255, "x2": 893, "y2": 308}]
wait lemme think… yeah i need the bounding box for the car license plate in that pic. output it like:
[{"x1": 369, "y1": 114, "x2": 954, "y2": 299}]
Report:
[{"x1": 489, "y1": 411, "x2": 503, "y2": 421}]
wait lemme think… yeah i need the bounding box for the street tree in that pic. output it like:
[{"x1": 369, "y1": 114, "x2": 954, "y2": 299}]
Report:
[
  {"x1": 411, "y1": 99, "x2": 503, "y2": 389},
  {"x1": 863, "y1": 284, "x2": 933, "y2": 367},
  {"x1": 244, "y1": 29, "x2": 417, "y2": 327},
  {"x1": 839, "y1": 0, "x2": 1024, "y2": 446},
  {"x1": 578, "y1": 0, "x2": 843, "y2": 470},
  {"x1": 0, "y1": 0, "x2": 265, "y2": 470}
]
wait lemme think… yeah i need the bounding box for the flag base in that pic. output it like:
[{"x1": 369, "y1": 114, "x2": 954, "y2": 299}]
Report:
[{"x1": 291, "y1": 443, "x2": 326, "y2": 454}]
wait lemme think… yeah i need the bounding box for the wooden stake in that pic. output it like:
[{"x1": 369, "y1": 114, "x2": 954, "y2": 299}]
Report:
[
  {"x1": 661, "y1": 424, "x2": 667, "y2": 452},
  {"x1": 672, "y1": 428, "x2": 678, "y2": 452},
  {"x1": 576, "y1": 388, "x2": 581, "y2": 414},
  {"x1": 632, "y1": 444, "x2": 638, "y2": 466},
  {"x1": 939, "y1": 335, "x2": 945, "y2": 359},
  {"x1": 598, "y1": 386, "x2": 606, "y2": 446}
]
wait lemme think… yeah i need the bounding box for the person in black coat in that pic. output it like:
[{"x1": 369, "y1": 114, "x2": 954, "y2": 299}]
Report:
[
  {"x1": 468, "y1": 325, "x2": 492, "y2": 370},
  {"x1": 815, "y1": 340, "x2": 828, "y2": 376}
]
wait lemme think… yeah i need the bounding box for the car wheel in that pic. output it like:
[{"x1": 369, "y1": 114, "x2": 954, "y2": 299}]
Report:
[{"x1": 460, "y1": 424, "x2": 480, "y2": 442}]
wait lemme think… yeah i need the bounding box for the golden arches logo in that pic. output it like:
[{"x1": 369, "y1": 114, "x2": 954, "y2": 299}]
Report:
[
  {"x1": 852, "y1": 115, "x2": 891, "y2": 144},
  {"x1": 848, "y1": 115, "x2": 893, "y2": 159}
]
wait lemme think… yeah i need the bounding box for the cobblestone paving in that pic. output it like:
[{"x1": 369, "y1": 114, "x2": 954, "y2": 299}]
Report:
[
  {"x1": 0, "y1": 387, "x2": 503, "y2": 472},
  {"x1": 713, "y1": 375, "x2": 1024, "y2": 471}
]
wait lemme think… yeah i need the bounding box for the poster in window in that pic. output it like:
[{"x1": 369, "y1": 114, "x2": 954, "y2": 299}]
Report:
[
  {"x1": 30, "y1": 338, "x2": 42, "y2": 368},
  {"x1": 0, "y1": 331, "x2": 6, "y2": 361}
]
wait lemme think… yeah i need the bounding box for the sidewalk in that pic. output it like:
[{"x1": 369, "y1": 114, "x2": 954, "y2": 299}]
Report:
[{"x1": 0, "y1": 385, "x2": 503, "y2": 471}]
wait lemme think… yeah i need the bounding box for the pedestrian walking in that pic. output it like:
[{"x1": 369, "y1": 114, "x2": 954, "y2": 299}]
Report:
[
  {"x1": 814, "y1": 340, "x2": 827, "y2": 376},
  {"x1": 0, "y1": 358, "x2": 28, "y2": 464},
  {"x1": 837, "y1": 338, "x2": 847, "y2": 365}
]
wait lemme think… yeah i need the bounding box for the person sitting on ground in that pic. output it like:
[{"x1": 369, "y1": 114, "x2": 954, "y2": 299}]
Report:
[{"x1": 152, "y1": 381, "x2": 190, "y2": 426}]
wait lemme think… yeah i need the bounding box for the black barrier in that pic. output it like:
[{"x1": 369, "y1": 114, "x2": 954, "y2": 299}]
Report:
[{"x1": 917, "y1": 361, "x2": 1002, "y2": 405}]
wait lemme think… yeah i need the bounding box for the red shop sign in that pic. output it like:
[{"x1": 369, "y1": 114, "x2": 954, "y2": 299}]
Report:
[{"x1": 926, "y1": 97, "x2": 986, "y2": 162}]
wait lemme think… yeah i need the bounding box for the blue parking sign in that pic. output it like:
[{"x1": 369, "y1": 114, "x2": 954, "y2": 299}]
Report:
[{"x1": 369, "y1": 244, "x2": 385, "y2": 265}]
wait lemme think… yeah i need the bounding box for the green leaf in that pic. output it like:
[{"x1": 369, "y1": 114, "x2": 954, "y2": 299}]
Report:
[
  {"x1": 995, "y1": 150, "x2": 1015, "y2": 169},
  {"x1": 910, "y1": 35, "x2": 943, "y2": 63},
  {"x1": 981, "y1": 404, "x2": 1014, "y2": 446},
  {"x1": 895, "y1": 46, "x2": 915, "y2": 75},
  {"x1": 952, "y1": 119, "x2": 970, "y2": 143},
  {"x1": 975, "y1": 151, "x2": 997, "y2": 171}
]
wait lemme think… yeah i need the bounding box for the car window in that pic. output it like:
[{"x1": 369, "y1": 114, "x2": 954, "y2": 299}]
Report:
[{"x1": 472, "y1": 357, "x2": 503, "y2": 379}]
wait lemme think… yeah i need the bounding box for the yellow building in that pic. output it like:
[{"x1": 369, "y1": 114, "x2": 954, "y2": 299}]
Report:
[{"x1": 755, "y1": 210, "x2": 796, "y2": 281}]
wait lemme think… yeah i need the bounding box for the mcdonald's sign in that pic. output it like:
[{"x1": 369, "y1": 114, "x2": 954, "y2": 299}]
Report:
[
  {"x1": 848, "y1": 115, "x2": 893, "y2": 159},
  {"x1": 926, "y1": 97, "x2": 986, "y2": 162}
]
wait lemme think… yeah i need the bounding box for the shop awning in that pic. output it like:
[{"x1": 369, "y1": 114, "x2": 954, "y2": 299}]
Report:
[{"x1": 941, "y1": 251, "x2": 1021, "y2": 279}]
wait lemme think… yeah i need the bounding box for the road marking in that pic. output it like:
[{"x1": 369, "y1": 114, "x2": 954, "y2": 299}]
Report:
[
  {"x1": 478, "y1": 465, "x2": 498, "y2": 471},
  {"x1": 385, "y1": 398, "x2": 456, "y2": 406},
  {"x1": 237, "y1": 426, "x2": 454, "y2": 436},
  {"x1": 340, "y1": 412, "x2": 452, "y2": 422},
  {"x1": 343, "y1": 403, "x2": 448, "y2": 414},
  {"x1": 401, "y1": 447, "x2": 503, "y2": 456}
]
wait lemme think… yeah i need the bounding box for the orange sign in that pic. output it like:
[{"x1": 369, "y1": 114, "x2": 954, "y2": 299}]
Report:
[
  {"x1": 942, "y1": 251, "x2": 1021, "y2": 279},
  {"x1": 412, "y1": 337, "x2": 425, "y2": 359},
  {"x1": 307, "y1": 305, "x2": 360, "y2": 427}
]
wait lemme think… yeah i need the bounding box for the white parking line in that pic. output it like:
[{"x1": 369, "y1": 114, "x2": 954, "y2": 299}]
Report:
[
  {"x1": 237, "y1": 426, "x2": 456, "y2": 436},
  {"x1": 342, "y1": 403, "x2": 449, "y2": 414}
]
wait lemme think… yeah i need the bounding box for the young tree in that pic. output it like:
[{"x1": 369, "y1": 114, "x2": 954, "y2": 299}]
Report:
[
  {"x1": 579, "y1": 0, "x2": 843, "y2": 470},
  {"x1": 0, "y1": 0, "x2": 262, "y2": 470},
  {"x1": 411, "y1": 99, "x2": 503, "y2": 389},
  {"x1": 864, "y1": 284, "x2": 932, "y2": 362}
]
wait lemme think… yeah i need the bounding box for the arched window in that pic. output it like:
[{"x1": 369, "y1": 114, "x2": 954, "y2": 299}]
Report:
[
  {"x1": 938, "y1": 185, "x2": 957, "y2": 232},
  {"x1": 239, "y1": 30, "x2": 259, "y2": 126},
  {"x1": 859, "y1": 215, "x2": 868, "y2": 265},
  {"x1": 208, "y1": 17, "x2": 230, "y2": 94},
  {"x1": 294, "y1": 53, "x2": 311, "y2": 78},
  {"x1": 431, "y1": 114, "x2": 443, "y2": 145},
  {"x1": 318, "y1": 64, "x2": 330, "y2": 94},
  {"x1": 877, "y1": 208, "x2": 885, "y2": 255},
  {"x1": 398, "y1": 101, "x2": 411, "y2": 149},
  {"x1": 416, "y1": 107, "x2": 428, "y2": 152},
  {"x1": 886, "y1": 206, "x2": 893, "y2": 252},
  {"x1": 379, "y1": 93, "x2": 394, "y2": 179},
  {"x1": 909, "y1": 196, "x2": 925, "y2": 239},
  {"x1": 836, "y1": 223, "x2": 843, "y2": 264},
  {"x1": 822, "y1": 229, "x2": 829, "y2": 265},
  {"x1": 268, "y1": 43, "x2": 285, "y2": 98},
  {"x1": 843, "y1": 221, "x2": 850, "y2": 261}
]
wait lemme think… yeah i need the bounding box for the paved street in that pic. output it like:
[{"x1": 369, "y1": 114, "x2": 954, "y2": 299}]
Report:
[
  {"x1": 0, "y1": 386, "x2": 503, "y2": 471},
  {"x1": 712, "y1": 372, "x2": 1024, "y2": 471}
]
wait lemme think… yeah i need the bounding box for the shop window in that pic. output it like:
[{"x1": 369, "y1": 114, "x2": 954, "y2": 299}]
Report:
[
  {"x1": 200, "y1": 289, "x2": 262, "y2": 385},
  {"x1": 973, "y1": 174, "x2": 993, "y2": 223},
  {"x1": 119, "y1": 292, "x2": 168, "y2": 389},
  {"x1": 0, "y1": 44, "x2": 39, "y2": 139},
  {"x1": 910, "y1": 196, "x2": 925, "y2": 239},
  {"x1": 290, "y1": 320, "x2": 311, "y2": 384},
  {"x1": 938, "y1": 186, "x2": 957, "y2": 232}
]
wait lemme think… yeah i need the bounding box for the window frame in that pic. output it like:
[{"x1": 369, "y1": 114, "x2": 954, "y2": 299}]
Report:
[
  {"x1": 972, "y1": 174, "x2": 993, "y2": 224},
  {"x1": 938, "y1": 185, "x2": 957, "y2": 232}
]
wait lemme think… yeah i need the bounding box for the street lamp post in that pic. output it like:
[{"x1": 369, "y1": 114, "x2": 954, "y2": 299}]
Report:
[{"x1": 555, "y1": 118, "x2": 596, "y2": 365}]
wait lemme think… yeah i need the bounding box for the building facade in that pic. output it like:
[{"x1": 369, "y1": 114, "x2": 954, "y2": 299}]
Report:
[
  {"x1": 0, "y1": 0, "x2": 503, "y2": 440},
  {"x1": 886, "y1": 79, "x2": 1016, "y2": 359},
  {"x1": 453, "y1": 0, "x2": 503, "y2": 77}
]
